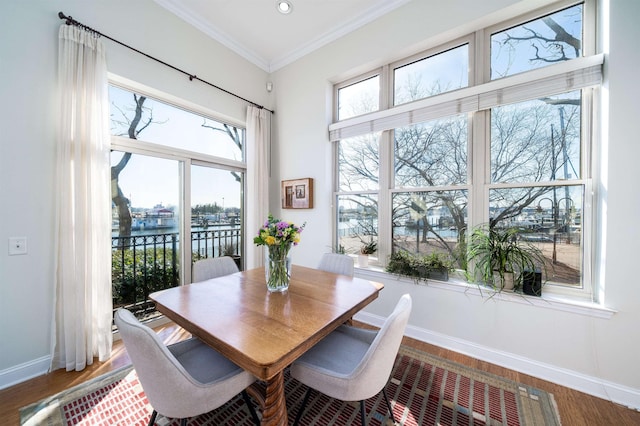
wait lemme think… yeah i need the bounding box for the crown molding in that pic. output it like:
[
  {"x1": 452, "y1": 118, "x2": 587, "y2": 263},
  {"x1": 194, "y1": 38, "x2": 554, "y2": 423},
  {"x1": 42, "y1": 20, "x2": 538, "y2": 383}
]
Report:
[{"x1": 155, "y1": 0, "x2": 411, "y2": 73}]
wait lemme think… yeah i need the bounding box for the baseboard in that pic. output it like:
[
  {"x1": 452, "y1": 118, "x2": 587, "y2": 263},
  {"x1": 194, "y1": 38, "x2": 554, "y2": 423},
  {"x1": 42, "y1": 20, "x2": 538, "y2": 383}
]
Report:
[
  {"x1": 354, "y1": 310, "x2": 640, "y2": 411},
  {"x1": 5, "y1": 313, "x2": 639, "y2": 412},
  {"x1": 0, "y1": 355, "x2": 51, "y2": 390}
]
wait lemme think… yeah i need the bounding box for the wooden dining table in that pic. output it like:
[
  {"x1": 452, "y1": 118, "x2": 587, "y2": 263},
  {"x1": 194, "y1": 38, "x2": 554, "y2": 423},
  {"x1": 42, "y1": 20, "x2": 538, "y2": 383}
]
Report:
[{"x1": 149, "y1": 264, "x2": 384, "y2": 426}]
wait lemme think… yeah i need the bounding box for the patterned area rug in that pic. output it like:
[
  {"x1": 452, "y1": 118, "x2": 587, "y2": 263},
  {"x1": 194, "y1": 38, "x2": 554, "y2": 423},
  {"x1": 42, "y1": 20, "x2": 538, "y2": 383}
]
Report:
[{"x1": 20, "y1": 346, "x2": 561, "y2": 425}]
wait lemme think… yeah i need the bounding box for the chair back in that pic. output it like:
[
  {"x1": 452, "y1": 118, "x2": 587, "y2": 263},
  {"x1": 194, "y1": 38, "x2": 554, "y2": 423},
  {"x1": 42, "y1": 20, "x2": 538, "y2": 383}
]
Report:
[
  {"x1": 192, "y1": 256, "x2": 239, "y2": 282},
  {"x1": 114, "y1": 309, "x2": 205, "y2": 415},
  {"x1": 349, "y1": 294, "x2": 412, "y2": 399},
  {"x1": 317, "y1": 253, "x2": 354, "y2": 276}
]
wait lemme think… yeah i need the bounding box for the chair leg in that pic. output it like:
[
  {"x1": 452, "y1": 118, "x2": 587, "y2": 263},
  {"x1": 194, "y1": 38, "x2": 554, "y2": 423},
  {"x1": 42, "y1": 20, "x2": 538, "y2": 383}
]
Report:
[
  {"x1": 147, "y1": 410, "x2": 158, "y2": 426},
  {"x1": 292, "y1": 387, "x2": 313, "y2": 426},
  {"x1": 382, "y1": 388, "x2": 397, "y2": 424},
  {"x1": 360, "y1": 400, "x2": 367, "y2": 426},
  {"x1": 242, "y1": 390, "x2": 261, "y2": 426}
]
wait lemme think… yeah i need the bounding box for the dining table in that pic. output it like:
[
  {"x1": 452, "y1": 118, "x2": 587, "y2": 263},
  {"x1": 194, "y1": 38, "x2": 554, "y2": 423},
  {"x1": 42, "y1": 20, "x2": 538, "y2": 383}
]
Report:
[{"x1": 149, "y1": 264, "x2": 384, "y2": 426}]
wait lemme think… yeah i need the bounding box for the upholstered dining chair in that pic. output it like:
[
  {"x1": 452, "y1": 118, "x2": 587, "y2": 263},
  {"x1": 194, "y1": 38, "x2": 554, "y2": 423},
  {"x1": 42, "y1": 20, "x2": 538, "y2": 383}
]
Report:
[
  {"x1": 192, "y1": 256, "x2": 239, "y2": 283},
  {"x1": 317, "y1": 252, "x2": 354, "y2": 276},
  {"x1": 114, "y1": 309, "x2": 260, "y2": 426},
  {"x1": 290, "y1": 294, "x2": 412, "y2": 426}
]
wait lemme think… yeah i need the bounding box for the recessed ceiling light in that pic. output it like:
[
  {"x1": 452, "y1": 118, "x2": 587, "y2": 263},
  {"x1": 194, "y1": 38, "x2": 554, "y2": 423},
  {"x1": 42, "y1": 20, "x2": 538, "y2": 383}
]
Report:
[{"x1": 276, "y1": 0, "x2": 293, "y2": 14}]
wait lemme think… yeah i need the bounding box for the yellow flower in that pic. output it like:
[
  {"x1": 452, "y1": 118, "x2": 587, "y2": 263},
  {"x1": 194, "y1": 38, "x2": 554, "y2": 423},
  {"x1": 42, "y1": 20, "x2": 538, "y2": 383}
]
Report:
[{"x1": 265, "y1": 236, "x2": 276, "y2": 245}]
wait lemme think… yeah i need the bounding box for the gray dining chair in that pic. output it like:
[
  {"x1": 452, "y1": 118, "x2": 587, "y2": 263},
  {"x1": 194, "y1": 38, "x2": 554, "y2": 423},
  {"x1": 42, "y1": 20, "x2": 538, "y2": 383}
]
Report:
[
  {"x1": 192, "y1": 256, "x2": 239, "y2": 283},
  {"x1": 114, "y1": 309, "x2": 260, "y2": 426},
  {"x1": 317, "y1": 252, "x2": 354, "y2": 276},
  {"x1": 290, "y1": 294, "x2": 412, "y2": 426}
]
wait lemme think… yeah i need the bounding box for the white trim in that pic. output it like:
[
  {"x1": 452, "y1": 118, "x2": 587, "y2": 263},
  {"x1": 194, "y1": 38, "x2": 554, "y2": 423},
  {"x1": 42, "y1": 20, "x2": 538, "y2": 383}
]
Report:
[
  {"x1": 152, "y1": 0, "x2": 270, "y2": 71},
  {"x1": 329, "y1": 54, "x2": 604, "y2": 141},
  {"x1": 353, "y1": 309, "x2": 639, "y2": 411},
  {"x1": 110, "y1": 136, "x2": 246, "y2": 172},
  {"x1": 0, "y1": 355, "x2": 50, "y2": 390},
  {"x1": 109, "y1": 74, "x2": 245, "y2": 129},
  {"x1": 153, "y1": 0, "x2": 412, "y2": 72},
  {"x1": 1, "y1": 315, "x2": 174, "y2": 390},
  {"x1": 356, "y1": 268, "x2": 616, "y2": 319}
]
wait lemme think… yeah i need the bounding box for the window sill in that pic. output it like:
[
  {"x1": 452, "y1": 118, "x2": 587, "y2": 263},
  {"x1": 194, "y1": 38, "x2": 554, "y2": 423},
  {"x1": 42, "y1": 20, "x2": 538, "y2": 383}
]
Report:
[{"x1": 355, "y1": 266, "x2": 616, "y2": 319}]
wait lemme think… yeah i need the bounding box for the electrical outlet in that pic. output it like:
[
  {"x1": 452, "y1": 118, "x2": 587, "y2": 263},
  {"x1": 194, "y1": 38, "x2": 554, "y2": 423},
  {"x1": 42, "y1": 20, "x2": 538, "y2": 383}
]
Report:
[{"x1": 9, "y1": 237, "x2": 27, "y2": 255}]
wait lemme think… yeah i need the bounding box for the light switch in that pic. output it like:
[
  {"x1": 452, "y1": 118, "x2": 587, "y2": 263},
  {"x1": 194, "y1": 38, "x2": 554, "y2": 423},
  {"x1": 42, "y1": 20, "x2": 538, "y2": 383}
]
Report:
[{"x1": 9, "y1": 237, "x2": 27, "y2": 255}]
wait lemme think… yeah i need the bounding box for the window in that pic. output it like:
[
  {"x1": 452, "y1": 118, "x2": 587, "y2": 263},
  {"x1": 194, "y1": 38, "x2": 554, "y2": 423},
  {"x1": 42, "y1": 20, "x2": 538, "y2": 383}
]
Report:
[
  {"x1": 336, "y1": 133, "x2": 380, "y2": 254},
  {"x1": 332, "y1": 0, "x2": 600, "y2": 299},
  {"x1": 490, "y1": 3, "x2": 583, "y2": 79},
  {"x1": 394, "y1": 43, "x2": 469, "y2": 105},
  {"x1": 336, "y1": 73, "x2": 380, "y2": 121},
  {"x1": 109, "y1": 83, "x2": 246, "y2": 320}
]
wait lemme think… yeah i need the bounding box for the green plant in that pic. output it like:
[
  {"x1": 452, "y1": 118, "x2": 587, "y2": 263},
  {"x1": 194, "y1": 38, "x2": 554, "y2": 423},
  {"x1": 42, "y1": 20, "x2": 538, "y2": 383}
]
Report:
[
  {"x1": 112, "y1": 248, "x2": 178, "y2": 307},
  {"x1": 223, "y1": 242, "x2": 237, "y2": 256},
  {"x1": 386, "y1": 250, "x2": 452, "y2": 283},
  {"x1": 467, "y1": 224, "x2": 546, "y2": 291},
  {"x1": 360, "y1": 239, "x2": 377, "y2": 255},
  {"x1": 333, "y1": 244, "x2": 346, "y2": 254}
]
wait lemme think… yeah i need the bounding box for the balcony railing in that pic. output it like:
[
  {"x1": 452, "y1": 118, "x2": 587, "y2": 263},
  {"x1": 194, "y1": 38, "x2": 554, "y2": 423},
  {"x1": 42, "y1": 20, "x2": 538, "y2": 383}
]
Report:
[{"x1": 112, "y1": 227, "x2": 242, "y2": 321}]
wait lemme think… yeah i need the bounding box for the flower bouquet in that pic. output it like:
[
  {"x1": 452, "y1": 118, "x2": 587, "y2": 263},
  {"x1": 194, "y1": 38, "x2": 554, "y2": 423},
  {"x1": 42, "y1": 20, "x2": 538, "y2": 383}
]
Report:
[{"x1": 254, "y1": 214, "x2": 305, "y2": 292}]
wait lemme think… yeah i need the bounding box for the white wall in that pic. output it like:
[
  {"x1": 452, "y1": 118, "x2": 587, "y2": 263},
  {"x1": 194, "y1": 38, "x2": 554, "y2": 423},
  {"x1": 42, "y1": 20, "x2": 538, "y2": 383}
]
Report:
[
  {"x1": 272, "y1": 0, "x2": 640, "y2": 409},
  {"x1": 0, "y1": 0, "x2": 269, "y2": 386}
]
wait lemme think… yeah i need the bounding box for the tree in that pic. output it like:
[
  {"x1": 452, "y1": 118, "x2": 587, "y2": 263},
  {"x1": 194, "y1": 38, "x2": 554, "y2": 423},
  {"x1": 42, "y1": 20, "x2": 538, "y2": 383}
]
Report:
[
  {"x1": 110, "y1": 94, "x2": 155, "y2": 243},
  {"x1": 201, "y1": 120, "x2": 244, "y2": 183},
  {"x1": 338, "y1": 8, "x2": 582, "y2": 272}
]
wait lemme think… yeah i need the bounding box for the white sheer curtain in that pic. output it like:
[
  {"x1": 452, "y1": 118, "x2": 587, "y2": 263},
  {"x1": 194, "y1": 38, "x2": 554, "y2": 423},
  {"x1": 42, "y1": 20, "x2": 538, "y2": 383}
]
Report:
[
  {"x1": 50, "y1": 24, "x2": 112, "y2": 372},
  {"x1": 246, "y1": 105, "x2": 270, "y2": 269}
]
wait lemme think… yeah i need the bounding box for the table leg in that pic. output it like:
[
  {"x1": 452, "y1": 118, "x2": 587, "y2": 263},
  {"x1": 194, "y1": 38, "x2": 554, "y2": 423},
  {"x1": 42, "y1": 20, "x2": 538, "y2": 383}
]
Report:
[{"x1": 261, "y1": 370, "x2": 288, "y2": 426}]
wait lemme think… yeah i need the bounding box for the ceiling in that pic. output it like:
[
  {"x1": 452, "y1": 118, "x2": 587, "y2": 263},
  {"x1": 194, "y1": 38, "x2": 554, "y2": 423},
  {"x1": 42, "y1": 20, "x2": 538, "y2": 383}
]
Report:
[{"x1": 154, "y1": 0, "x2": 411, "y2": 72}]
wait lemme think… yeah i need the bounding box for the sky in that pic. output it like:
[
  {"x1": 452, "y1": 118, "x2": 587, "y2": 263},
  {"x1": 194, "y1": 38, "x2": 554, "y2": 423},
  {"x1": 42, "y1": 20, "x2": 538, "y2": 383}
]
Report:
[{"x1": 109, "y1": 85, "x2": 243, "y2": 210}]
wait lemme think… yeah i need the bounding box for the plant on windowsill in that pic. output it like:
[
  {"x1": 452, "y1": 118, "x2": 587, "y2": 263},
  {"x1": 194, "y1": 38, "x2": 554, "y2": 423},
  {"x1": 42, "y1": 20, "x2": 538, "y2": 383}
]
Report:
[
  {"x1": 385, "y1": 250, "x2": 453, "y2": 283},
  {"x1": 222, "y1": 242, "x2": 242, "y2": 269},
  {"x1": 466, "y1": 224, "x2": 546, "y2": 294},
  {"x1": 358, "y1": 239, "x2": 377, "y2": 268}
]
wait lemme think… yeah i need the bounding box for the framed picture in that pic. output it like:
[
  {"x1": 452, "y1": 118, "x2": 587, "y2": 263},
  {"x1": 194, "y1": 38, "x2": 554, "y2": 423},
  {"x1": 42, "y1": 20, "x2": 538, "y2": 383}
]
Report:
[{"x1": 282, "y1": 178, "x2": 313, "y2": 209}]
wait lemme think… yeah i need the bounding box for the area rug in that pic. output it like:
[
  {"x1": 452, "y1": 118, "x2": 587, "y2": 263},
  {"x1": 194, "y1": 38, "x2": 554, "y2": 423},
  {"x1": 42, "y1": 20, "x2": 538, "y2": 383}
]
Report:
[{"x1": 20, "y1": 345, "x2": 561, "y2": 425}]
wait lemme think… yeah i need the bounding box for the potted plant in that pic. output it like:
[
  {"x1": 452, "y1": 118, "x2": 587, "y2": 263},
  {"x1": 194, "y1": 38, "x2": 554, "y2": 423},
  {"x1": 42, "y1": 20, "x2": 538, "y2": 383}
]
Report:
[
  {"x1": 358, "y1": 239, "x2": 377, "y2": 268},
  {"x1": 222, "y1": 242, "x2": 242, "y2": 269},
  {"x1": 418, "y1": 252, "x2": 452, "y2": 281},
  {"x1": 467, "y1": 225, "x2": 545, "y2": 292},
  {"x1": 386, "y1": 250, "x2": 452, "y2": 283}
]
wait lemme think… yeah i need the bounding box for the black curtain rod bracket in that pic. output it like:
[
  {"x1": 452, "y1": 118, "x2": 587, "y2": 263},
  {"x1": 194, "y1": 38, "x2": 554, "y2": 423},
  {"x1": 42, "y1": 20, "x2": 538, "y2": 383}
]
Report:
[{"x1": 58, "y1": 11, "x2": 273, "y2": 114}]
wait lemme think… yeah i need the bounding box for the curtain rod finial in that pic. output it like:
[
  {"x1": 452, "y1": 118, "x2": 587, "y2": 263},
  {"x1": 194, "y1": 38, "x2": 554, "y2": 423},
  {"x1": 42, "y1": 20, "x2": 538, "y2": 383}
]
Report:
[{"x1": 58, "y1": 11, "x2": 72, "y2": 25}]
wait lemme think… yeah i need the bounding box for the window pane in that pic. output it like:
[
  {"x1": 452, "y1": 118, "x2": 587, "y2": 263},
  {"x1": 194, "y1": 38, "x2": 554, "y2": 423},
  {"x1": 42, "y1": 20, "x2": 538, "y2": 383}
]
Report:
[
  {"x1": 111, "y1": 152, "x2": 181, "y2": 318},
  {"x1": 337, "y1": 75, "x2": 379, "y2": 120},
  {"x1": 109, "y1": 85, "x2": 244, "y2": 161},
  {"x1": 338, "y1": 133, "x2": 380, "y2": 192},
  {"x1": 395, "y1": 115, "x2": 468, "y2": 188},
  {"x1": 491, "y1": 91, "x2": 581, "y2": 184},
  {"x1": 394, "y1": 44, "x2": 469, "y2": 105},
  {"x1": 392, "y1": 191, "x2": 467, "y2": 269},
  {"x1": 490, "y1": 185, "x2": 583, "y2": 287},
  {"x1": 191, "y1": 165, "x2": 243, "y2": 268},
  {"x1": 337, "y1": 195, "x2": 378, "y2": 257},
  {"x1": 491, "y1": 4, "x2": 583, "y2": 79}
]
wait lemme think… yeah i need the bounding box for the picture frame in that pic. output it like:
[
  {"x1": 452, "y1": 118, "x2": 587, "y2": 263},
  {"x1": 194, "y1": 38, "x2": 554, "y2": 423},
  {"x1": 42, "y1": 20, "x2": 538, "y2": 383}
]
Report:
[{"x1": 281, "y1": 178, "x2": 313, "y2": 209}]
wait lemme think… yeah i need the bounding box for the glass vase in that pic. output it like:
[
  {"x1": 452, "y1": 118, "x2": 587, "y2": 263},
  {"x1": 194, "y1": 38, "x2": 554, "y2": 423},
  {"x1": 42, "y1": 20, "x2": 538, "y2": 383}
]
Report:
[{"x1": 264, "y1": 244, "x2": 292, "y2": 292}]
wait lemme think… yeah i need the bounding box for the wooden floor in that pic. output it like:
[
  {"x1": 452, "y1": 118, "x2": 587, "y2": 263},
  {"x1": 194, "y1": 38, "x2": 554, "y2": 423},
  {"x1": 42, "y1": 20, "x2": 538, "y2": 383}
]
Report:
[{"x1": 2, "y1": 321, "x2": 639, "y2": 425}]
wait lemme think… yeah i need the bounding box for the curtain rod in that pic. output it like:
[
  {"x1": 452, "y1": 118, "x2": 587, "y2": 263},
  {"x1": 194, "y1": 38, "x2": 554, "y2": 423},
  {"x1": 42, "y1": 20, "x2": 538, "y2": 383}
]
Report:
[{"x1": 58, "y1": 11, "x2": 274, "y2": 114}]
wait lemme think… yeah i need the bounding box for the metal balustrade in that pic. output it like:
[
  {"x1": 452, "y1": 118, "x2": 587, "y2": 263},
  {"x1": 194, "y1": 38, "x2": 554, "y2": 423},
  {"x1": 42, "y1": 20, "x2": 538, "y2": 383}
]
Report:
[{"x1": 112, "y1": 227, "x2": 242, "y2": 322}]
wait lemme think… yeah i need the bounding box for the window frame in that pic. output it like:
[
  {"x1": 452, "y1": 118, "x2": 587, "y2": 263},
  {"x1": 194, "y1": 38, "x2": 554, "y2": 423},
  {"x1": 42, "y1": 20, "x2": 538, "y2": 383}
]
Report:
[
  {"x1": 334, "y1": 68, "x2": 383, "y2": 122},
  {"x1": 390, "y1": 35, "x2": 475, "y2": 106},
  {"x1": 109, "y1": 76, "x2": 247, "y2": 287},
  {"x1": 332, "y1": 0, "x2": 600, "y2": 302}
]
